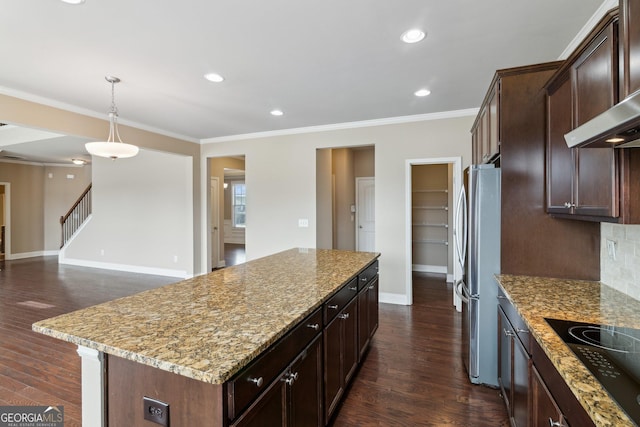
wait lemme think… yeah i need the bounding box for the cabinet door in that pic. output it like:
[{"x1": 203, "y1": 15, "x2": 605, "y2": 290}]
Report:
[
  {"x1": 231, "y1": 374, "x2": 286, "y2": 427},
  {"x1": 497, "y1": 307, "x2": 513, "y2": 414},
  {"x1": 342, "y1": 297, "x2": 359, "y2": 385},
  {"x1": 621, "y1": 0, "x2": 640, "y2": 97},
  {"x1": 324, "y1": 315, "x2": 343, "y2": 420},
  {"x1": 546, "y1": 74, "x2": 574, "y2": 214},
  {"x1": 290, "y1": 335, "x2": 323, "y2": 427},
  {"x1": 531, "y1": 366, "x2": 566, "y2": 427},
  {"x1": 574, "y1": 147, "x2": 618, "y2": 217},
  {"x1": 572, "y1": 22, "x2": 617, "y2": 126},
  {"x1": 367, "y1": 278, "x2": 379, "y2": 339},
  {"x1": 488, "y1": 83, "x2": 499, "y2": 161},
  {"x1": 357, "y1": 277, "x2": 379, "y2": 361},
  {"x1": 357, "y1": 287, "x2": 370, "y2": 360},
  {"x1": 512, "y1": 334, "x2": 530, "y2": 427}
]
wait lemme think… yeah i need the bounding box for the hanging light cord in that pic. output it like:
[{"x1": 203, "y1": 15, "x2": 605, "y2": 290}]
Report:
[{"x1": 106, "y1": 76, "x2": 123, "y2": 144}]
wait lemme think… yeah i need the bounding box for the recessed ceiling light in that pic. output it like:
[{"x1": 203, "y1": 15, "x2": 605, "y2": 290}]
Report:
[
  {"x1": 72, "y1": 159, "x2": 87, "y2": 165},
  {"x1": 401, "y1": 29, "x2": 426, "y2": 44},
  {"x1": 270, "y1": 109, "x2": 284, "y2": 116},
  {"x1": 414, "y1": 89, "x2": 431, "y2": 97},
  {"x1": 204, "y1": 73, "x2": 224, "y2": 83},
  {"x1": 61, "y1": 0, "x2": 85, "y2": 4}
]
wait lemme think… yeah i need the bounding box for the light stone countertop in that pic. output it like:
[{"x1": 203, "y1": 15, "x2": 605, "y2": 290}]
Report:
[
  {"x1": 496, "y1": 274, "x2": 640, "y2": 427},
  {"x1": 33, "y1": 248, "x2": 379, "y2": 385}
]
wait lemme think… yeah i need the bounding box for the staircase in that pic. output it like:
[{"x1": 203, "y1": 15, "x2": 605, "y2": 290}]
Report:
[{"x1": 60, "y1": 184, "x2": 92, "y2": 248}]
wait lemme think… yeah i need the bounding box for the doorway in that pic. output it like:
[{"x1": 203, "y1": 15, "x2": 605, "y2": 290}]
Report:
[
  {"x1": 356, "y1": 177, "x2": 375, "y2": 252},
  {"x1": 316, "y1": 146, "x2": 375, "y2": 251},
  {"x1": 405, "y1": 157, "x2": 462, "y2": 306},
  {"x1": 0, "y1": 183, "x2": 8, "y2": 264},
  {"x1": 208, "y1": 156, "x2": 246, "y2": 270}
]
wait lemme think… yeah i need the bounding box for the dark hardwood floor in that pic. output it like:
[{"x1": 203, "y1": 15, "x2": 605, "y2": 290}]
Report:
[
  {"x1": 0, "y1": 257, "x2": 176, "y2": 427},
  {"x1": 224, "y1": 243, "x2": 246, "y2": 267},
  {"x1": 0, "y1": 258, "x2": 508, "y2": 426},
  {"x1": 332, "y1": 272, "x2": 509, "y2": 426}
]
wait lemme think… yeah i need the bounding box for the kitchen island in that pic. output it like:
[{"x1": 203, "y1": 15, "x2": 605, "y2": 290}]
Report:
[
  {"x1": 33, "y1": 248, "x2": 380, "y2": 427},
  {"x1": 497, "y1": 274, "x2": 640, "y2": 427}
]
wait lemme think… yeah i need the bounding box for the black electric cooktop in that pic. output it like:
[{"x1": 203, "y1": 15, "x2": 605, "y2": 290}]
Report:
[{"x1": 545, "y1": 318, "x2": 640, "y2": 425}]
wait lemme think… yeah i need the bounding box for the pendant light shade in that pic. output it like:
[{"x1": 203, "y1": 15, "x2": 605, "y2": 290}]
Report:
[{"x1": 85, "y1": 76, "x2": 139, "y2": 160}]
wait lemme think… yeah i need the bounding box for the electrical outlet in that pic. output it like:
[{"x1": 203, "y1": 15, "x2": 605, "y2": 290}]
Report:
[
  {"x1": 143, "y1": 396, "x2": 169, "y2": 426},
  {"x1": 606, "y1": 239, "x2": 617, "y2": 261}
]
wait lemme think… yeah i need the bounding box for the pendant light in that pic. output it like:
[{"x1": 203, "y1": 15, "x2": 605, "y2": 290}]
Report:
[{"x1": 85, "y1": 76, "x2": 139, "y2": 159}]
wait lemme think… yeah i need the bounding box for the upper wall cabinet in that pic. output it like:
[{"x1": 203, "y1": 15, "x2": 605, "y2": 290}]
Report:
[
  {"x1": 620, "y1": 0, "x2": 640, "y2": 97},
  {"x1": 471, "y1": 79, "x2": 499, "y2": 164},
  {"x1": 545, "y1": 7, "x2": 640, "y2": 223}
]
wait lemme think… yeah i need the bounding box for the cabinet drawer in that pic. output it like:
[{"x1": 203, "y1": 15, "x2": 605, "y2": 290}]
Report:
[
  {"x1": 228, "y1": 307, "x2": 322, "y2": 420},
  {"x1": 357, "y1": 261, "x2": 379, "y2": 290},
  {"x1": 497, "y1": 289, "x2": 531, "y2": 353},
  {"x1": 324, "y1": 278, "x2": 358, "y2": 324}
]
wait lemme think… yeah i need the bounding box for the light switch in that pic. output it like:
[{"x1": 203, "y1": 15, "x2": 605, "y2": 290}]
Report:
[{"x1": 298, "y1": 219, "x2": 309, "y2": 228}]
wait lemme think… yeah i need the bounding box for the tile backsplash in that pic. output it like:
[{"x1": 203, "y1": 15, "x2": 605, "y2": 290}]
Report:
[{"x1": 601, "y1": 223, "x2": 640, "y2": 300}]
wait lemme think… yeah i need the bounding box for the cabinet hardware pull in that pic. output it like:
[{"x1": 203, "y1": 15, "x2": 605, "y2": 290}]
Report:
[
  {"x1": 503, "y1": 328, "x2": 515, "y2": 337},
  {"x1": 496, "y1": 295, "x2": 506, "y2": 299},
  {"x1": 248, "y1": 377, "x2": 263, "y2": 387},
  {"x1": 368, "y1": 285, "x2": 375, "y2": 290},
  {"x1": 339, "y1": 313, "x2": 350, "y2": 320},
  {"x1": 349, "y1": 286, "x2": 358, "y2": 291},
  {"x1": 361, "y1": 277, "x2": 367, "y2": 282},
  {"x1": 516, "y1": 328, "x2": 529, "y2": 334},
  {"x1": 563, "y1": 202, "x2": 575, "y2": 208},
  {"x1": 306, "y1": 323, "x2": 320, "y2": 330},
  {"x1": 327, "y1": 304, "x2": 338, "y2": 310},
  {"x1": 283, "y1": 371, "x2": 299, "y2": 386},
  {"x1": 548, "y1": 418, "x2": 565, "y2": 427}
]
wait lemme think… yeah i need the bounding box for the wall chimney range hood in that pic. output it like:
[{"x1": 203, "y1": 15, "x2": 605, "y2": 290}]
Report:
[{"x1": 565, "y1": 89, "x2": 640, "y2": 148}]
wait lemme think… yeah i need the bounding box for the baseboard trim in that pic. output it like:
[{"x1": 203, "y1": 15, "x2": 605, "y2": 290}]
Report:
[
  {"x1": 7, "y1": 250, "x2": 57, "y2": 260},
  {"x1": 379, "y1": 292, "x2": 410, "y2": 305},
  {"x1": 59, "y1": 257, "x2": 189, "y2": 279},
  {"x1": 412, "y1": 264, "x2": 447, "y2": 274}
]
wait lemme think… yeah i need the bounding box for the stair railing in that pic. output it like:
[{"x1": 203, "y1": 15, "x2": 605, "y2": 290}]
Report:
[{"x1": 60, "y1": 184, "x2": 92, "y2": 248}]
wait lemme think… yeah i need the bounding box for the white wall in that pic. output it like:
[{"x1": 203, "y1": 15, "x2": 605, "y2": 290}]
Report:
[
  {"x1": 61, "y1": 149, "x2": 193, "y2": 278},
  {"x1": 202, "y1": 113, "x2": 474, "y2": 303}
]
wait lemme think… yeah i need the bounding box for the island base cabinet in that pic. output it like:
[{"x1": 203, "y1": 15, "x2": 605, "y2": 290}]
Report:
[
  {"x1": 324, "y1": 297, "x2": 358, "y2": 423},
  {"x1": 107, "y1": 354, "x2": 224, "y2": 427},
  {"x1": 233, "y1": 335, "x2": 323, "y2": 427},
  {"x1": 358, "y1": 277, "x2": 379, "y2": 361}
]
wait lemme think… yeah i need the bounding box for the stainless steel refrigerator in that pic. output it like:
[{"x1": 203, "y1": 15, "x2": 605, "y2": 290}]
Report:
[{"x1": 454, "y1": 164, "x2": 500, "y2": 387}]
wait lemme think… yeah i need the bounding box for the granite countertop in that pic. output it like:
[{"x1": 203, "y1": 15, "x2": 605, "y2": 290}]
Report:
[
  {"x1": 33, "y1": 248, "x2": 379, "y2": 385},
  {"x1": 496, "y1": 274, "x2": 640, "y2": 427}
]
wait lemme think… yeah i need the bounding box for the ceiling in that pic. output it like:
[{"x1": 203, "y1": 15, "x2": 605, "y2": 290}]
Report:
[{"x1": 0, "y1": 0, "x2": 608, "y2": 164}]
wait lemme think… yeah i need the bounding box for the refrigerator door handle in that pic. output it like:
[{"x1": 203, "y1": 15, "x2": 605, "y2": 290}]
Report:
[
  {"x1": 454, "y1": 280, "x2": 469, "y2": 304},
  {"x1": 457, "y1": 280, "x2": 479, "y2": 302},
  {"x1": 454, "y1": 185, "x2": 467, "y2": 268}
]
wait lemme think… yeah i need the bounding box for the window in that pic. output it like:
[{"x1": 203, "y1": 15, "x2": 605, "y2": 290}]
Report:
[{"x1": 232, "y1": 182, "x2": 246, "y2": 228}]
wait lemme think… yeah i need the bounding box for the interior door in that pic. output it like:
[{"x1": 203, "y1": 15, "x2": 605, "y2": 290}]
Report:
[
  {"x1": 210, "y1": 177, "x2": 220, "y2": 269},
  {"x1": 356, "y1": 177, "x2": 375, "y2": 252}
]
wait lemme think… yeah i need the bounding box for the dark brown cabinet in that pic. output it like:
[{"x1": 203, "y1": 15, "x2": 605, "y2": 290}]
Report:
[
  {"x1": 498, "y1": 299, "x2": 530, "y2": 427},
  {"x1": 498, "y1": 287, "x2": 595, "y2": 427},
  {"x1": 232, "y1": 335, "x2": 323, "y2": 427},
  {"x1": 357, "y1": 262, "x2": 379, "y2": 360},
  {"x1": 621, "y1": 0, "x2": 640, "y2": 97},
  {"x1": 546, "y1": 13, "x2": 619, "y2": 219},
  {"x1": 324, "y1": 295, "x2": 358, "y2": 422},
  {"x1": 531, "y1": 366, "x2": 566, "y2": 427},
  {"x1": 545, "y1": 6, "x2": 640, "y2": 224},
  {"x1": 471, "y1": 80, "x2": 499, "y2": 164}
]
